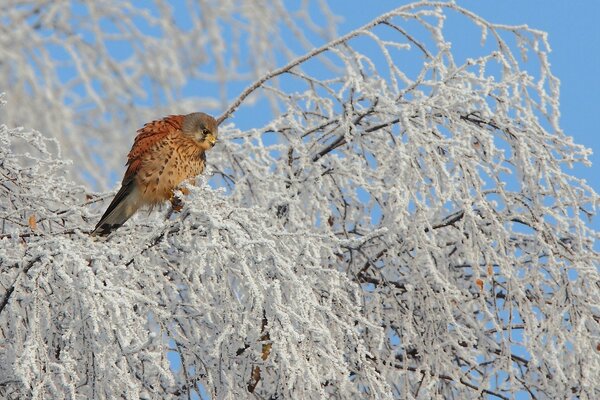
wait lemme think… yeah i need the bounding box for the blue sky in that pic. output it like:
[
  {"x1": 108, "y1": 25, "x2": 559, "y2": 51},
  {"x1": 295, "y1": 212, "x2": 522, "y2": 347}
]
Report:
[{"x1": 331, "y1": 0, "x2": 600, "y2": 196}]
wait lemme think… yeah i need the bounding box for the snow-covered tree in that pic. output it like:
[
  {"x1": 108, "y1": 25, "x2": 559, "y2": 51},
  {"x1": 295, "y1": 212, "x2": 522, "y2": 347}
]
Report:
[
  {"x1": 0, "y1": 0, "x2": 339, "y2": 189},
  {"x1": 1, "y1": 1, "x2": 599, "y2": 399}
]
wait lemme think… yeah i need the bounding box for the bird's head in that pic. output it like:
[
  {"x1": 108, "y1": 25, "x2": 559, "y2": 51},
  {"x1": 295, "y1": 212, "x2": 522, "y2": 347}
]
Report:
[{"x1": 182, "y1": 112, "x2": 218, "y2": 149}]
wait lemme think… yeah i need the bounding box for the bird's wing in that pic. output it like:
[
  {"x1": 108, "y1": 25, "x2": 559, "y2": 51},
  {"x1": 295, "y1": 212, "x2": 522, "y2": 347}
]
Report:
[{"x1": 123, "y1": 115, "x2": 185, "y2": 182}]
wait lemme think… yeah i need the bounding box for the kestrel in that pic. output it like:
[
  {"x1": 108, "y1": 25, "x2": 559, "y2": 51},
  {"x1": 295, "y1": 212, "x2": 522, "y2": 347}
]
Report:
[{"x1": 92, "y1": 112, "x2": 218, "y2": 236}]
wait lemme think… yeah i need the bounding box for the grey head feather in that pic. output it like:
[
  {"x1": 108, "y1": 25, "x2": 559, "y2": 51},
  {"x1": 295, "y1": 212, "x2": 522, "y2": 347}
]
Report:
[{"x1": 182, "y1": 112, "x2": 218, "y2": 136}]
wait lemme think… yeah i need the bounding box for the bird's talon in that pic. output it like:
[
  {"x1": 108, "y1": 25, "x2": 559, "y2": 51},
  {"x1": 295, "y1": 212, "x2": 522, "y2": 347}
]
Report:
[{"x1": 171, "y1": 196, "x2": 184, "y2": 212}]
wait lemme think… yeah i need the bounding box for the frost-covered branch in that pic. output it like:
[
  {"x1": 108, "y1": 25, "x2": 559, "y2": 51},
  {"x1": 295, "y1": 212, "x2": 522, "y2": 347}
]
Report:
[
  {"x1": 0, "y1": 0, "x2": 339, "y2": 189},
  {"x1": 2, "y1": 1, "x2": 600, "y2": 399}
]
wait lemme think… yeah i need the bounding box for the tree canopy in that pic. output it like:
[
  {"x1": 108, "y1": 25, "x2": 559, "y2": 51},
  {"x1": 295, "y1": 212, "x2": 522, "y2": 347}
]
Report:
[{"x1": 1, "y1": 1, "x2": 599, "y2": 399}]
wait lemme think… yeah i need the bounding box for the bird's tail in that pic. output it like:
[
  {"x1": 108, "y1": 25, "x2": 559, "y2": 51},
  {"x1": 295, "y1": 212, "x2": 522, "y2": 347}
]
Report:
[{"x1": 91, "y1": 180, "x2": 141, "y2": 236}]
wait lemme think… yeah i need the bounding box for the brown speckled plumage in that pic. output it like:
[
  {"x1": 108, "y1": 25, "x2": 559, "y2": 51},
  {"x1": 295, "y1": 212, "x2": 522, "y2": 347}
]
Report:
[{"x1": 92, "y1": 112, "x2": 218, "y2": 236}]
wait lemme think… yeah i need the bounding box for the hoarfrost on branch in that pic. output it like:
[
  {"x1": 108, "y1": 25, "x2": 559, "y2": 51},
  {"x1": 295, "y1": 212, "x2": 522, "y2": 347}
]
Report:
[{"x1": 1, "y1": 1, "x2": 599, "y2": 399}]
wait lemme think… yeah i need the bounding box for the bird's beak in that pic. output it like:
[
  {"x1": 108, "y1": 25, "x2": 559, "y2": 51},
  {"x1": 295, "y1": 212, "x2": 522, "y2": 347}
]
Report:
[{"x1": 206, "y1": 133, "x2": 217, "y2": 146}]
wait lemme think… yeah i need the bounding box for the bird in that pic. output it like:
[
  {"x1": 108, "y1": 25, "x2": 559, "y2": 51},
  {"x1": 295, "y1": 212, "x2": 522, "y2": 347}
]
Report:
[{"x1": 91, "y1": 112, "x2": 218, "y2": 236}]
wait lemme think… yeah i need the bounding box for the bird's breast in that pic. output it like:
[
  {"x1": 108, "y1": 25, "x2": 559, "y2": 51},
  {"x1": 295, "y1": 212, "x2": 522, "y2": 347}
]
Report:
[{"x1": 136, "y1": 134, "x2": 206, "y2": 204}]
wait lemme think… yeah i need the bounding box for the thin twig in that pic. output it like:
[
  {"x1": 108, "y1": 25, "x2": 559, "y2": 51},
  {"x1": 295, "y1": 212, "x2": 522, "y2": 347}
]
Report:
[
  {"x1": 216, "y1": 8, "x2": 413, "y2": 125},
  {"x1": 0, "y1": 256, "x2": 42, "y2": 315}
]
